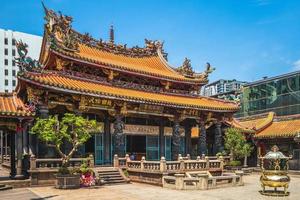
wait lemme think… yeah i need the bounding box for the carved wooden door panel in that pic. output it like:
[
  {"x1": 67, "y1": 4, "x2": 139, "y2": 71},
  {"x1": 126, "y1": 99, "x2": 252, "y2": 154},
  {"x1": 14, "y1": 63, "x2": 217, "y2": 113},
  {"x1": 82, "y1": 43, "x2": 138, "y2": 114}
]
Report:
[
  {"x1": 165, "y1": 136, "x2": 171, "y2": 161},
  {"x1": 180, "y1": 137, "x2": 186, "y2": 156},
  {"x1": 146, "y1": 136, "x2": 159, "y2": 161},
  {"x1": 95, "y1": 134, "x2": 104, "y2": 165}
]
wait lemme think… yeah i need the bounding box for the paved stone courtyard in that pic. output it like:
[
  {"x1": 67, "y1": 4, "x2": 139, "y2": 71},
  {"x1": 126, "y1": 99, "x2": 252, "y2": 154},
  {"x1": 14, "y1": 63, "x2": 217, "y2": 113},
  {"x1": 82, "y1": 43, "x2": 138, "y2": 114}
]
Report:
[{"x1": 1, "y1": 174, "x2": 300, "y2": 200}]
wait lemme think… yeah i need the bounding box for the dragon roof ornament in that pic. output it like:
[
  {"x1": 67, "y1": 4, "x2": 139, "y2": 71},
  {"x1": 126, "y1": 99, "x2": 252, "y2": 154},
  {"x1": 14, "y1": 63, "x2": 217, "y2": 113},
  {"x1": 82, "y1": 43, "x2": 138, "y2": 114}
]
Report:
[
  {"x1": 175, "y1": 58, "x2": 215, "y2": 80},
  {"x1": 175, "y1": 58, "x2": 194, "y2": 77},
  {"x1": 15, "y1": 40, "x2": 42, "y2": 73},
  {"x1": 42, "y1": 3, "x2": 167, "y2": 57},
  {"x1": 43, "y1": 3, "x2": 79, "y2": 52}
]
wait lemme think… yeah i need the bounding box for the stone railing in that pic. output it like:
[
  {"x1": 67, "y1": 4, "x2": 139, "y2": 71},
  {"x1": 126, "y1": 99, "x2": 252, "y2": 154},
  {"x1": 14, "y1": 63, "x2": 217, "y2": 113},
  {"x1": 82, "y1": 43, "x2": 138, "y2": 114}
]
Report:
[
  {"x1": 114, "y1": 154, "x2": 224, "y2": 173},
  {"x1": 29, "y1": 154, "x2": 94, "y2": 171},
  {"x1": 162, "y1": 171, "x2": 244, "y2": 190},
  {"x1": 207, "y1": 156, "x2": 231, "y2": 165}
]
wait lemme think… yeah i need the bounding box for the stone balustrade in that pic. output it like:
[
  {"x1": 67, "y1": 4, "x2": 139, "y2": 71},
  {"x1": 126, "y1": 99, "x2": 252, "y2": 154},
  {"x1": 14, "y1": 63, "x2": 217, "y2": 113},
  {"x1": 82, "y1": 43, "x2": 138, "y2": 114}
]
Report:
[
  {"x1": 30, "y1": 154, "x2": 94, "y2": 170},
  {"x1": 114, "y1": 154, "x2": 224, "y2": 173},
  {"x1": 162, "y1": 171, "x2": 244, "y2": 190},
  {"x1": 29, "y1": 154, "x2": 94, "y2": 186}
]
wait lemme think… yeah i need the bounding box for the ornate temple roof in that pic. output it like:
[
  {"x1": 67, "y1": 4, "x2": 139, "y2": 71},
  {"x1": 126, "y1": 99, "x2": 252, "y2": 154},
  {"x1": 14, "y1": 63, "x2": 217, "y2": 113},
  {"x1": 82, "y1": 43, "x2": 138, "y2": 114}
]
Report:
[
  {"x1": 39, "y1": 5, "x2": 212, "y2": 84},
  {"x1": 0, "y1": 93, "x2": 34, "y2": 117},
  {"x1": 254, "y1": 118, "x2": 300, "y2": 139},
  {"x1": 232, "y1": 112, "x2": 300, "y2": 139},
  {"x1": 19, "y1": 71, "x2": 239, "y2": 112}
]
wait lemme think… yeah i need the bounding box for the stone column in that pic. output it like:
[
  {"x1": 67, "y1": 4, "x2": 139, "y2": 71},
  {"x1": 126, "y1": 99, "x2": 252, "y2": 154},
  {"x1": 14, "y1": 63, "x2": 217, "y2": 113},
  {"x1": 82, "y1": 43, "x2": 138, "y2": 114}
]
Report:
[
  {"x1": 28, "y1": 120, "x2": 35, "y2": 156},
  {"x1": 184, "y1": 122, "x2": 192, "y2": 156},
  {"x1": 38, "y1": 105, "x2": 49, "y2": 119},
  {"x1": 172, "y1": 117, "x2": 180, "y2": 161},
  {"x1": 113, "y1": 114, "x2": 125, "y2": 157},
  {"x1": 15, "y1": 121, "x2": 24, "y2": 178},
  {"x1": 214, "y1": 121, "x2": 223, "y2": 155},
  {"x1": 198, "y1": 121, "x2": 207, "y2": 156},
  {"x1": 37, "y1": 104, "x2": 49, "y2": 157},
  {"x1": 0, "y1": 130, "x2": 3, "y2": 163},
  {"x1": 159, "y1": 118, "x2": 165, "y2": 157},
  {"x1": 22, "y1": 124, "x2": 28, "y2": 155},
  {"x1": 104, "y1": 111, "x2": 111, "y2": 164},
  {"x1": 257, "y1": 145, "x2": 261, "y2": 167},
  {"x1": 5, "y1": 132, "x2": 8, "y2": 160},
  {"x1": 10, "y1": 131, "x2": 16, "y2": 178}
]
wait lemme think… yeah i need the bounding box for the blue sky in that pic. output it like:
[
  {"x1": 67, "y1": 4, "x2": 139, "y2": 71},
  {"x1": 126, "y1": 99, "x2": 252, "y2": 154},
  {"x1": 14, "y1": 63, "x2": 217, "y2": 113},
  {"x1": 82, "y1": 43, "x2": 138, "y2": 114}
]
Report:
[{"x1": 1, "y1": 0, "x2": 300, "y2": 82}]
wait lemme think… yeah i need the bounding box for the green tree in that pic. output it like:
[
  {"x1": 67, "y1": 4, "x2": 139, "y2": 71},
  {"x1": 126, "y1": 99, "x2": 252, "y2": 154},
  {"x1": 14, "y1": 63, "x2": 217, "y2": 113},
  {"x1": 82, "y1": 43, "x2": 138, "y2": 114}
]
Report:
[
  {"x1": 31, "y1": 113, "x2": 97, "y2": 167},
  {"x1": 224, "y1": 128, "x2": 253, "y2": 162}
]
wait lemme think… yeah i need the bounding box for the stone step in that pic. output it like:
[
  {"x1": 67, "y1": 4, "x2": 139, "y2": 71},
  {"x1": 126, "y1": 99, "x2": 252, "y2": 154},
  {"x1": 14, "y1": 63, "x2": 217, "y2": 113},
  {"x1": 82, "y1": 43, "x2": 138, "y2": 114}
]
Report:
[
  {"x1": 95, "y1": 168, "x2": 129, "y2": 185},
  {"x1": 0, "y1": 185, "x2": 13, "y2": 191},
  {"x1": 103, "y1": 179, "x2": 127, "y2": 184},
  {"x1": 97, "y1": 169, "x2": 119, "y2": 172},
  {"x1": 98, "y1": 171, "x2": 119, "y2": 174},
  {"x1": 99, "y1": 174, "x2": 123, "y2": 178},
  {"x1": 101, "y1": 177, "x2": 124, "y2": 181}
]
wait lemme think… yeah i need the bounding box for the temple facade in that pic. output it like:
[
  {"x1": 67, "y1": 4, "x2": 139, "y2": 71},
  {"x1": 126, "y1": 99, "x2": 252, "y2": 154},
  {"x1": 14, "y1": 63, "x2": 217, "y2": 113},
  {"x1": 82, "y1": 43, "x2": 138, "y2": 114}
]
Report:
[{"x1": 1, "y1": 6, "x2": 240, "y2": 176}]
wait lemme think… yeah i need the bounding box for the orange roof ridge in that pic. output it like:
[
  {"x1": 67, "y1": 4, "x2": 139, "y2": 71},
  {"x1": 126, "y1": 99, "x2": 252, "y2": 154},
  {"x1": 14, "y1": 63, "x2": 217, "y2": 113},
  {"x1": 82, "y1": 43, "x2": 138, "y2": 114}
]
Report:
[
  {"x1": 41, "y1": 5, "x2": 210, "y2": 84},
  {"x1": 237, "y1": 112, "x2": 275, "y2": 122},
  {"x1": 19, "y1": 72, "x2": 239, "y2": 112},
  {"x1": 232, "y1": 112, "x2": 274, "y2": 132},
  {"x1": 254, "y1": 118, "x2": 300, "y2": 139},
  {"x1": 0, "y1": 93, "x2": 34, "y2": 117}
]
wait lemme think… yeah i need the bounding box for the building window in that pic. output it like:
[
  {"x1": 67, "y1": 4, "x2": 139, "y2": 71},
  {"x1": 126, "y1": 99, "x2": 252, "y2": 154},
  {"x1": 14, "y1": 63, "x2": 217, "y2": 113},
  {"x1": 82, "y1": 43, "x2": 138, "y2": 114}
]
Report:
[
  {"x1": 5, "y1": 79, "x2": 8, "y2": 86},
  {"x1": 5, "y1": 69, "x2": 8, "y2": 76},
  {"x1": 4, "y1": 48, "x2": 8, "y2": 55},
  {"x1": 4, "y1": 59, "x2": 8, "y2": 65},
  {"x1": 12, "y1": 49, "x2": 16, "y2": 56},
  {"x1": 12, "y1": 38, "x2": 16, "y2": 46},
  {"x1": 12, "y1": 80, "x2": 16, "y2": 87},
  {"x1": 4, "y1": 90, "x2": 8, "y2": 93},
  {"x1": 4, "y1": 38, "x2": 8, "y2": 45},
  {"x1": 12, "y1": 60, "x2": 16, "y2": 66},
  {"x1": 12, "y1": 70, "x2": 16, "y2": 76}
]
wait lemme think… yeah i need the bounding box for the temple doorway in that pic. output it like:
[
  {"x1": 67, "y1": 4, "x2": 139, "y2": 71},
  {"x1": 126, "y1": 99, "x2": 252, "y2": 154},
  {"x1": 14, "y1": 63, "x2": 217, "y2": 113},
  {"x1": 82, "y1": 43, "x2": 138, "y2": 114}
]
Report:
[{"x1": 126, "y1": 135, "x2": 146, "y2": 160}]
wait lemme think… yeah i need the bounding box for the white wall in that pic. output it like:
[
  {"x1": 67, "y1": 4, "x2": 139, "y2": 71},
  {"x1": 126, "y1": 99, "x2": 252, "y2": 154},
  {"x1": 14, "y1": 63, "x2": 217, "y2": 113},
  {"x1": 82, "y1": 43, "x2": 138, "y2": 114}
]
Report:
[{"x1": 0, "y1": 29, "x2": 42, "y2": 93}]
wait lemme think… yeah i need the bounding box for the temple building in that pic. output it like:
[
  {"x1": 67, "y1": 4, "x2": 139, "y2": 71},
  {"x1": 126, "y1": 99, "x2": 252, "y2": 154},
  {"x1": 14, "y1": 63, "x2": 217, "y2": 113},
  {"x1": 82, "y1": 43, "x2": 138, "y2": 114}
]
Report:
[
  {"x1": 1, "y1": 6, "x2": 240, "y2": 177},
  {"x1": 0, "y1": 93, "x2": 34, "y2": 177}
]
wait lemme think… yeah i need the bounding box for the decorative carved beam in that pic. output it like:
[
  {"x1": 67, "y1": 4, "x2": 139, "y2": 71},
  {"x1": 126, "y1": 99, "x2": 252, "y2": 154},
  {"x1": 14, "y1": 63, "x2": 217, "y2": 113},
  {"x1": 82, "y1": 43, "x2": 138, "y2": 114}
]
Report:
[
  {"x1": 55, "y1": 57, "x2": 71, "y2": 70},
  {"x1": 103, "y1": 69, "x2": 119, "y2": 81}
]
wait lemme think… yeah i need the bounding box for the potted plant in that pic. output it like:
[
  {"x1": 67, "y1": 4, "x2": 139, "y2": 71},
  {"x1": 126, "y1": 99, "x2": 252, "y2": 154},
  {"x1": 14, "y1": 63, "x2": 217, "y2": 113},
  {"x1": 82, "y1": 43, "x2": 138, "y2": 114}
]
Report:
[
  {"x1": 78, "y1": 160, "x2": 96, "y2": 187},
  {"x1": 31, "y1": 113, "x2": 97, "y2": 189},
  {"x1": 224, "y1": 128, "x2": 253, "y2": 170}
]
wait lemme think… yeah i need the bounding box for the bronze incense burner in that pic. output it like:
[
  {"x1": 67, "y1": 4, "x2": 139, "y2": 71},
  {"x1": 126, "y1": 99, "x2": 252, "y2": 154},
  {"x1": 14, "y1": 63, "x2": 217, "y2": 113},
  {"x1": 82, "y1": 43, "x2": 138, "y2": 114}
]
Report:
[{"x1": 259, "y1": 145, "x2": 291, "y2": 196}]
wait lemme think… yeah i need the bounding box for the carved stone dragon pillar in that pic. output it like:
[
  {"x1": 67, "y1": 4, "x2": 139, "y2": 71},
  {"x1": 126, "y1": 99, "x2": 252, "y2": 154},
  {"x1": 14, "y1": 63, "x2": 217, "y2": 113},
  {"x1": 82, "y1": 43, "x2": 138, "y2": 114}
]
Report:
[
  {"x1": 172, "y1": 117, "x2": 181, "y2": 161},
  {"x1": 113, "y1": 114, "x2": 125, "y2": 157},
  {"x1": 214, "y1": 121, "x2": 223, "y2": 155},
  {"x1": 198, "y1": 121, "x2": 207, "y2": 156}
]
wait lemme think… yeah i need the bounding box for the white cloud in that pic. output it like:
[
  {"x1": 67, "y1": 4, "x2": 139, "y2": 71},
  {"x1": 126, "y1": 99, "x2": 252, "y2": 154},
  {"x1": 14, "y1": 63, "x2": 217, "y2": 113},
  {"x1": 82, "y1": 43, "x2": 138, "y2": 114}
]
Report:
[
  {"x1": 255, "y1": 0, "x2": 272, "y2": 6},
  {"x1": 292, "y1": 60, "x2": 300, "y2": 71}
]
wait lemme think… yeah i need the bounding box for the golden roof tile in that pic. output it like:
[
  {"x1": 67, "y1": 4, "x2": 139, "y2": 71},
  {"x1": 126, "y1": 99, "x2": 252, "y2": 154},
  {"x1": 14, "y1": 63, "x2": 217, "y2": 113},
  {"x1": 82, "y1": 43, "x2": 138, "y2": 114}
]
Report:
[
  {"x1": 254, "y1": 119, "x2": 300, "y2": 139},
  {"x1": 0, "y1": 93, "x2": 33, "y2": 117},
  {"x1": 53, "y1": 44, "x2": 206, "y2": 83},
  {"x1": 20, "y1": 72, "x2": 239, "y2": 112}
]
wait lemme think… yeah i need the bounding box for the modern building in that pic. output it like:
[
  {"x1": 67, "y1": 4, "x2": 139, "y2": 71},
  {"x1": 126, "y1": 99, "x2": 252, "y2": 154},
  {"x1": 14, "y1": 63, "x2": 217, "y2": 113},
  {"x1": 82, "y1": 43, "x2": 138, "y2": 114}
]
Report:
[
  {"x1": 0, "y1": 29, "x2": 42, "y2": 93},
  {"x1": 201, "y1": 79, "x2": 247, "y2": 101},
  {"x1": 237, "y1": 71, "x2": 300, "y2": 118},
  {"x1": 231, "y1": 71, "x2": 300, "y2": 169}
]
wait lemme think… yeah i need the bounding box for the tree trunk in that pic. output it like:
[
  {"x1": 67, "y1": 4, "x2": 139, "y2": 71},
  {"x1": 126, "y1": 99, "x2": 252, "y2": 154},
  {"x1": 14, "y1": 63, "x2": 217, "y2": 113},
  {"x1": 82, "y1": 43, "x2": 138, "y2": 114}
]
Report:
[
  {"x1": 230, "y1": 149, "x2": 234, "y2": 161},
  {"x1": 243, "y1": 155, "x2": 248, "y2": 167}
]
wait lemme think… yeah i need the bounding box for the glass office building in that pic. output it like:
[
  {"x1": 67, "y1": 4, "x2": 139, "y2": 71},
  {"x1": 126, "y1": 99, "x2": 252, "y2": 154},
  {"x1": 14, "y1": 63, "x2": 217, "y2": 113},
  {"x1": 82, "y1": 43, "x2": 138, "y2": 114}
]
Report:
[{"x1": 237, "y1": 71, "x2": 300, "y2": 117}]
